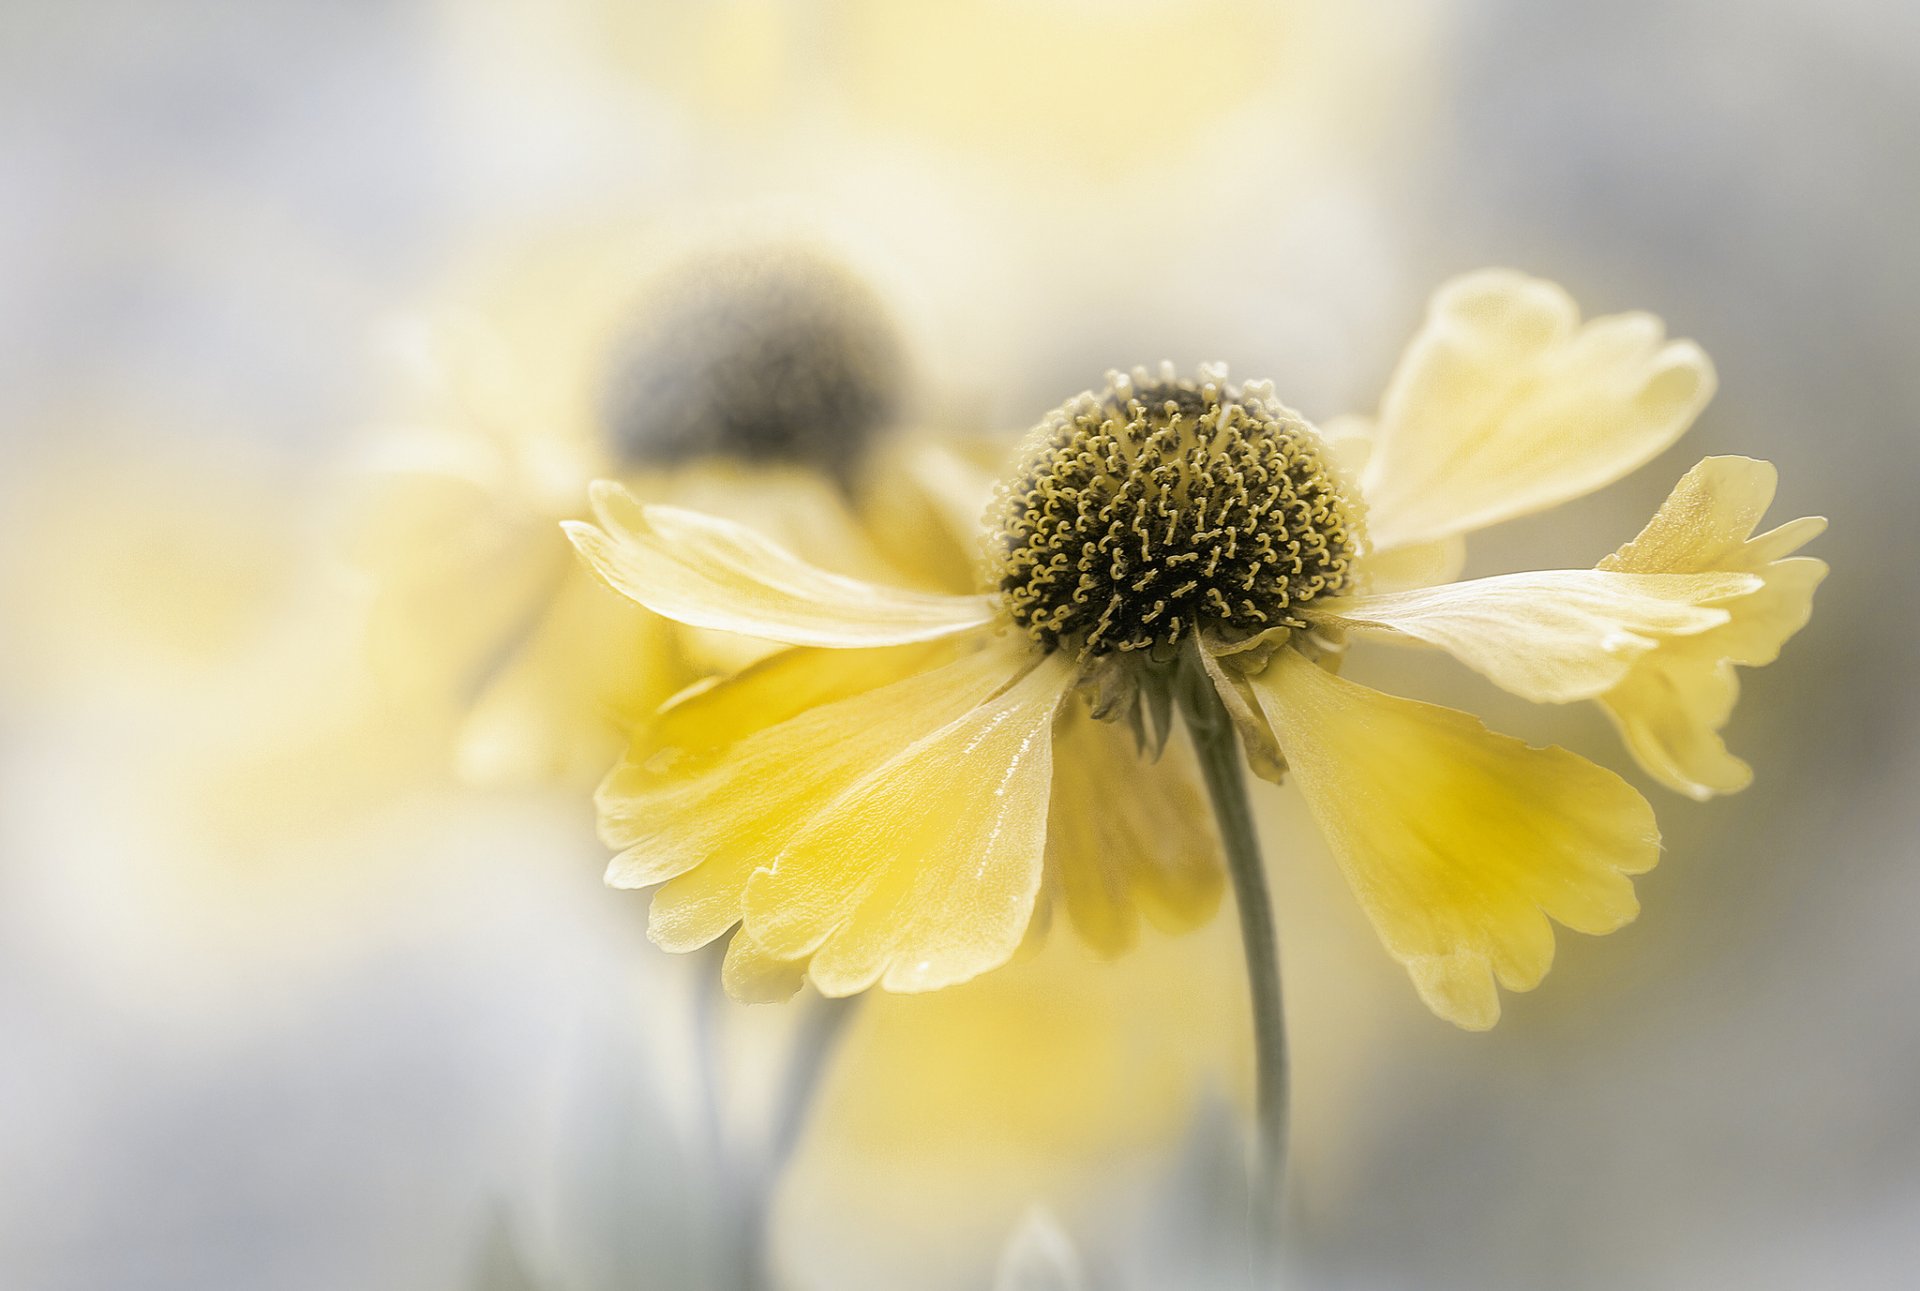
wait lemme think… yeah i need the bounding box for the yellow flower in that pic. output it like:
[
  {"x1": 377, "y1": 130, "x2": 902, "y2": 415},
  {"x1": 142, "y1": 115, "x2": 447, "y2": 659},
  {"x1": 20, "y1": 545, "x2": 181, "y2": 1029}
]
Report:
[
  {"x1": 568, "y1": 268, "x2": 1825, "y2": 1029},
  {"x1": 775, "y1": 925, "x2": 1249, "y2": 1290},
  {"x1": 356, "y1": 233, "x2": 921, "y2": 785}
]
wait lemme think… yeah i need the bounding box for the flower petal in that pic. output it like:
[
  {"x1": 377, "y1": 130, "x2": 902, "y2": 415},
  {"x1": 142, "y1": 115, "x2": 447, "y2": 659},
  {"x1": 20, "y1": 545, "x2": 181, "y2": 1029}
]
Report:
[
  {"x1": 721, "y1": 929, "x2": 810, "y2": 1004},
  {"x1": 649, "y1": 640, "x2": 953, "y2": 759},
  {"x1": 1309, "y1": 569, "x2": 1757, "y2": 704},
  {"x1": 858, "y1": 435, "x2": 1005, "y2": 594},
  {"x1": 744, "y1": 651, "x2": 1075, "y2": 996},
  {"x1": 565, "y1": 481, "x2": 998, "y2": 648},
  {"x1": 1361, "y1": 269, "x2": 1715, "y2": 550},
  {"x1": 456, "y1": 564, "x2": 686, "y2": 784},
  {"x1": 1360, "y1": 533, "x2": 1466, "y2": 594},
  {"x1": 601, "y1": 644, "x2": 1019, "y2": 953},
  {"x1": 1045, "y1": 700, "x2": 1224, "y2": 955},
  {"x1": 1248, "y1": 648, "x2": 1658, "y2": 1029},
  {"x1": 1596, "y1": 456, "x2": 1827, "y2": 798}
]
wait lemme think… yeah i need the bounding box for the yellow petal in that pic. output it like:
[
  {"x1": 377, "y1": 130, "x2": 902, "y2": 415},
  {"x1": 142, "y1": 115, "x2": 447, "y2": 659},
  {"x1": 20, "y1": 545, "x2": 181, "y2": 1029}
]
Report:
[
  {"x1": 1248, "y1": 648, "x2": 1658, "y2": 1029},
  {"x1": 644, "y1": 462, "x2": 938, "y2": 673},
  {"x1": 722, "y1": 929, "x2": 810, "y2": 1004},
  {"x1": 1361, "y1": 269, "x2": 1715, "y2": 550},
  {"x1": 650, "y1": 640, "x2": 952, "y2": 760},
  {"x1": 362, "y1": 499, "x2": 567, "y2": 706},
  {"x1": 780, "y1": 919, "x2": 1250, "y2": 1288},
  {"x1": 600, "y1": 644, "x2": 1018, "y2": 952},
  {"x1": 1313, "y1": 412, "x2": 1377, "y2": 484},
  {"x1": 457, "y1": 565, "x2": 685, "y2": 785},
  {"x1": 1596, "y1": 456, "x2": 1827, "y2": 798},
  {"x1": 1196, "y1": 635, "x2": 1288, "y2": 782},
  {"x1": 1360, "y1": 533, "x2": 1466, "y2": 594},
  {"x1": 1310, "y1": 569, "x2": 1757, "y2": 704},
  {"x1": 857, "y1": 435, "x2": 1005, "y2": 595},
  {"x1": 1044, "y1": 700, "x2": 1224, "y2": 955},
  {"x1": 565, "y1": 481, "x2": 998, "y2": 648},
  {"x1": 744, "y1": 651, "x2": 1075, "y2": 996}
]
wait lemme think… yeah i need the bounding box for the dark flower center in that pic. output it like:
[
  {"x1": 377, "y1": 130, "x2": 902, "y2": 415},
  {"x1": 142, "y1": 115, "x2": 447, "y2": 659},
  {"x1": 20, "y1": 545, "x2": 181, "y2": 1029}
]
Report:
[{"x1": 991, "y1": 365, "x2": 1362, "y2": 659}]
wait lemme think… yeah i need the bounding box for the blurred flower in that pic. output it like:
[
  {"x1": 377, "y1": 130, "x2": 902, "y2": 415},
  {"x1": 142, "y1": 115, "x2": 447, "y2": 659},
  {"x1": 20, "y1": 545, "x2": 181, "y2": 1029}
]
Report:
[
  {"x1": 777, "y1": 924, "x2": 1250, "y2": 1291},
  {"x1": 569, "y1": 268, "x2": 1825, "y2": 1028},
  {"x1": 357, "y1": 231, "x2": 923, "y2": 785}
]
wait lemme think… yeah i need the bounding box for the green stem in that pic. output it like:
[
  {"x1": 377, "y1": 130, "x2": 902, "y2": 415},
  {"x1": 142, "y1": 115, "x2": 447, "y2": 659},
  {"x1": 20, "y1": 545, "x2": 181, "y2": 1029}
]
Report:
[{"x1": 1179, "y1": 647, "x2": 1289, "y2": 1283}]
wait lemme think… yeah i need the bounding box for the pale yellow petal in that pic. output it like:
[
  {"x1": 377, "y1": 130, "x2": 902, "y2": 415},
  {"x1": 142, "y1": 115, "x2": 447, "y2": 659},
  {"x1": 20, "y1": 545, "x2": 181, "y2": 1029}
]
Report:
[
  {"x1": 599, "y1": 645, "x2": 1017, "y2": 952},
  {"x1": 1197, "y1": 636, "x2": 1288, "y2": 783},
  {"x1": 1597, "y1": 456, "x2": 1827, "y2": 798},
  {"x1": 1044, "y1": 701, "x2": 1224, "y2": 955},
  {"x1": 1362, "y1": 269, "x2": 1715, "y2": 550},
  {"x1": 1359, "y1": 533, "x2": 1466, "y2": 594},
  {"x1": 1600, "y1": 455, "x2": 1783, "y2": 575},
  {"x1": 744, "y1": 651, "x2": 1075, "y2": 996},
  {"x1": 722, "y1": 929, "x2": 809, "y2": 1004},
  {"x1": 650, "y1": 640, "x2": 952, "y2": 759},
  {"x1": 1249, "y1": 648, "x2": 1659, "y2": 1029},
  {"x1": 1313, "y1": 412, "x2": 1377, "y2": 483},
  {"x1": 565, "y1": 481, "x2": 997, "y2": 648},
  {"x1": 656, "y1": 462, "x2": 912, "y2": 586},
  {"x1": 858, "y1": 435, "x2": 1005, "y2": 595},
  {"x1": 363, "y1": 505, "x2": 567, "y2": 705},
  {"x1": 457, "y1": 565, "x2": 685, "y2": 785},
  {"x1": 1311, "y1": 569, "x2": 1757, "y2": 704}
]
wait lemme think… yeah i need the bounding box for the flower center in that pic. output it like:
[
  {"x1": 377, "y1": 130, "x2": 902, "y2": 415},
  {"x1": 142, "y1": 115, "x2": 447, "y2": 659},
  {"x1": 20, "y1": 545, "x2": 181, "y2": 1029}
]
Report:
[
  {"x1": 990, "y1": 365, "x2": 1363, "y2": 659},
  {"x1": 600, "y1": 244, "x2": 909, "y2": 477}
]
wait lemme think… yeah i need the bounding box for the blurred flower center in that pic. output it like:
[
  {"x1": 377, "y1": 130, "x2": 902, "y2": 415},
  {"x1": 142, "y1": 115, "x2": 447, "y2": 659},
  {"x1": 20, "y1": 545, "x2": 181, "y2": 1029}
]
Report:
[
  {"x1": 597, "y1": 244, "x2": 909, "y2": 478},
  {"x1": 990, "y1": 365, "x2": 1362, "y2": 658}
]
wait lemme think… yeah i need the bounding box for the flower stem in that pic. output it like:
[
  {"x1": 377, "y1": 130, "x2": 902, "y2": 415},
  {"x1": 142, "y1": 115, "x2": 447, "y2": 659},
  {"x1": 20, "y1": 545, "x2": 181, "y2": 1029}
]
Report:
[{"x1": 1180, "y1": 649, "x2": 1290, "y2": 1282}]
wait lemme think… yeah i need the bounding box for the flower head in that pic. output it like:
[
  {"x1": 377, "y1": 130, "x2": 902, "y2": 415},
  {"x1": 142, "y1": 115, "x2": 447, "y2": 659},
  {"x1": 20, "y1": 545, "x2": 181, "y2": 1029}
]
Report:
[
  {"x1": 357, "y1": 235, "x2": 921, "y2": 785},
  {"x1": 991, "y1": 365, "x2": 1362, "y2": 660},
  {"x1": 568, "y1": 269, "x2": 1826, "y2": 1028}
]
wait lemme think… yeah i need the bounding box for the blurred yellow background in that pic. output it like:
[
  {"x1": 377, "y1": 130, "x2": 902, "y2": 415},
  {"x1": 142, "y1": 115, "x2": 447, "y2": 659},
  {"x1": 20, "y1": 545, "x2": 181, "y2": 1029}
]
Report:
[{"x1": 1, "y1": 2, "x2": 1914, "y2": 1289}]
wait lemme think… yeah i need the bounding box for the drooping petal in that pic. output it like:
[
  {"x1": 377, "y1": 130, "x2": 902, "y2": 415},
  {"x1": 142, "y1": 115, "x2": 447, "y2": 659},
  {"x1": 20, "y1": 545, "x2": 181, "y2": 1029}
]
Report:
[
  {"x1": 1361, "y1": 270, "x2": 1715, "y2": 550},
  {"x1": 1247, "y1": 647, "x2": 1658, "y2": 1029},
  {"x1": 1044, "y1": 700, "x2": 1224, "y2": 955},
  {"x1": 565, "y1": 481, "x2": 999, "y2": 648},
  {"x1": 1197, "y1": 634, "x2": 1288, "y2": 783},
  {"x1": 1309, "y1": 569, "x2": 1757, "y2": 704},
  {"x1": 721, "y1": 929, "x2": 811, "y2": 1004},
  {"x1": 600, "y1": 644, "x2": 1019, "y2": 953},
  {"x1": 743, "y1": 651, "x2": 1076, "y2": 996},
  {"x1": 1595, "y1": 456, "x2": 1827, "y2": 797}
]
